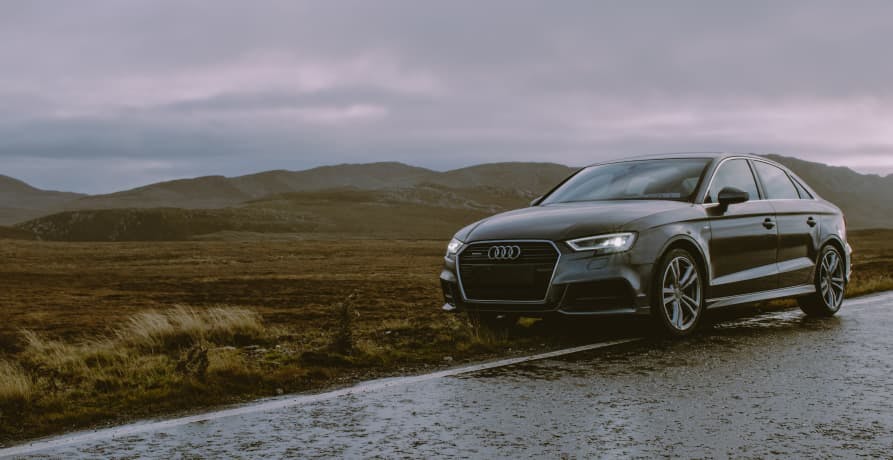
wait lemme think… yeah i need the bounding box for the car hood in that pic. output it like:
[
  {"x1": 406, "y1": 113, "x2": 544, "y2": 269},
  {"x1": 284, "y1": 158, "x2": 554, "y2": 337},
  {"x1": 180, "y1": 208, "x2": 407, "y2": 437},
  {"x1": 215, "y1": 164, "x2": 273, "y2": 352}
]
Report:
[{"x1": 458, "y1": 200, "x2": 692, "y2": 242}]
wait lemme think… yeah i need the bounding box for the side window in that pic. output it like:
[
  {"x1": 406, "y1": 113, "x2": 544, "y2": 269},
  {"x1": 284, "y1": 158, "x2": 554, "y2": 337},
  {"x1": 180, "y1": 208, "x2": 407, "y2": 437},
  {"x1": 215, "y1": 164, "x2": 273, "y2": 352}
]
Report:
[
  {"x1": 753, "y1": 162, "x2": 799, "y2": 200},
  {"x1": 706, "y1": 159, "x2": 760, "y2": 204},
  {"x1": 791, "y1": 178, "x2": 813, "y2": 199}
]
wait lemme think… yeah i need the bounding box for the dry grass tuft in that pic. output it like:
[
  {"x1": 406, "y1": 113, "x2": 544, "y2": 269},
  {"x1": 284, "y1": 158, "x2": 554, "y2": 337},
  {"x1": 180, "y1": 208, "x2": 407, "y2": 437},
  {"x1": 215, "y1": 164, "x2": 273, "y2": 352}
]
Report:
[
  {"x1": 13, "y1": 306, "x2": 271, "y2": 413},
  {"x1": 118, "y1": 306, "x2": 266, "y2": 351},
  {"x1": 0, "y1": 360, "x2": 33, "y2": 404},
  {"x1": 19, "y1": 330, "x2": 105, "y2": 377},
  {"x1": 207, "y1": 347, "x2": 251, "y2": 378},
  {"x1": 848, "y1": 274, "x2": 893, "y2": 298}
]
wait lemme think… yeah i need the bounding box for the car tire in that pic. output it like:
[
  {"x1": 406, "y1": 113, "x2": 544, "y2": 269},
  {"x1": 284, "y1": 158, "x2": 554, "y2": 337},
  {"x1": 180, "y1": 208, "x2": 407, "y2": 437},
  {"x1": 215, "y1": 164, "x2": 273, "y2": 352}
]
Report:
[
  {"x1": 652, "y1": 248, "x2": 705, "y2": 337},
  {"x1": 798, "y1": 245, "x2": 846, "y2": 317}
]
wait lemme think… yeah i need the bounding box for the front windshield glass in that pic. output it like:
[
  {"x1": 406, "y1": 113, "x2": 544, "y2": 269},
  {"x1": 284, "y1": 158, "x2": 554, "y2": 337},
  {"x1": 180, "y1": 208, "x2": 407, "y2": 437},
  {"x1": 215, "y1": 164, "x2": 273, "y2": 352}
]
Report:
[{"x1": 541, "y1": 158, "x2": 710, "y2": 204}]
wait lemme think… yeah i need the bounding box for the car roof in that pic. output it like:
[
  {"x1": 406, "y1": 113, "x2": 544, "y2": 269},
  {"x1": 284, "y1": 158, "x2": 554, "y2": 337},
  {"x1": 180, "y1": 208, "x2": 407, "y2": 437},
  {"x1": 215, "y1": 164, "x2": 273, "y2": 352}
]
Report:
[
  {"x1": 579, "y1": 152, "x2": 820, "y2": 200},
  {"x1": 585, "y1": 152, "x2": 767, "y2": 167}
]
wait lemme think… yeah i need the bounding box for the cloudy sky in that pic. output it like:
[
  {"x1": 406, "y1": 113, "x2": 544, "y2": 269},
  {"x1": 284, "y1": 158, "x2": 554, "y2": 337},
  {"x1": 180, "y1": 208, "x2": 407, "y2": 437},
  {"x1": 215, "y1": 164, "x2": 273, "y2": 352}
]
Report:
[{"x1": 2, "y1": 1, "x2": 893, "y2": 193}]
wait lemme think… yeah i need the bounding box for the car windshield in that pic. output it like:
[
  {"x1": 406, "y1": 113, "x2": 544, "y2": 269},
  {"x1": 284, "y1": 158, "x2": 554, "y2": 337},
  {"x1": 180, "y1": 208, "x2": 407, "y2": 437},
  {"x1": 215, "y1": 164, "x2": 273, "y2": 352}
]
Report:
[{"x1": 541, "y1": 158, "x2": 711, "y2": 204}]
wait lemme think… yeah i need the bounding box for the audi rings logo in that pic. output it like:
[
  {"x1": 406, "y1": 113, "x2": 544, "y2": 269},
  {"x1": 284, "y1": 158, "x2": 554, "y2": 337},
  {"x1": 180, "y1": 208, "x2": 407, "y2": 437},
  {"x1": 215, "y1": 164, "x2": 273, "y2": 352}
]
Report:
[{"x1": 487, "y1": 245, "x2": 522, "y2": 260}]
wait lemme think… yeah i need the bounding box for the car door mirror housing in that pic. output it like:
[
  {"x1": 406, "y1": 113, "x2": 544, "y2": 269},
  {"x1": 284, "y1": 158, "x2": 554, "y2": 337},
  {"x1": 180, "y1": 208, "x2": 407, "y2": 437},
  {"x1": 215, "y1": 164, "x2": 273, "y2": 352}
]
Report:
[{"x1": 717, "y1": 187, "x2": 749, "y2": 208}]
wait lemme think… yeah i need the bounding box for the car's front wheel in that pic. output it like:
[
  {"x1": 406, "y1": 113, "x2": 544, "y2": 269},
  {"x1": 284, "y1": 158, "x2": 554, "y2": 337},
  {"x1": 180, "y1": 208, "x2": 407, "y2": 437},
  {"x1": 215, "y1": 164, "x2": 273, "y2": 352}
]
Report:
[
  {"x1": 652, "y1": 248, "x2": 705, "y2": 336},
  {"x1": 798, "y1": 245, "x2": 846, "y2": 317}
]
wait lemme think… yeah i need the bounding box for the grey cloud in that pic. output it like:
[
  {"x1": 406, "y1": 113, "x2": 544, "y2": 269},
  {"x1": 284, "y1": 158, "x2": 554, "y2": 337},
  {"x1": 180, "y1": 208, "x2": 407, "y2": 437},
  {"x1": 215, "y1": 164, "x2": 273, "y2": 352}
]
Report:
[
  {"x1": 2, "y1": 0, "x2": 893, "y2": 192},
  {"x1": 156, "y1": 87, "x2": 434, "y2": 114}
]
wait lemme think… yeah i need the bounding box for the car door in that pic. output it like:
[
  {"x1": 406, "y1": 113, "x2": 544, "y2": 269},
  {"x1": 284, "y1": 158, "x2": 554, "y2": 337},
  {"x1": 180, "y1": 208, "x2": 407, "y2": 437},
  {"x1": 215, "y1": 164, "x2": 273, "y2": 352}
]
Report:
[
  {"x1": 752, "y1": 160, "x2": 818, "y2": 289},
  {"x1": 704, "y1": 159, "x2": 778, "y2": 299}
]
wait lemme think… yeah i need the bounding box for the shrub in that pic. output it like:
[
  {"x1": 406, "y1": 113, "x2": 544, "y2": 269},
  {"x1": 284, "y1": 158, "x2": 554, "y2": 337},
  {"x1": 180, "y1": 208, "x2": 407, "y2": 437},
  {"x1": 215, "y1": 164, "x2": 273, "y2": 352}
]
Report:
[{"x1": 331, "y1": 293, "x2": 357, "y2": 355}]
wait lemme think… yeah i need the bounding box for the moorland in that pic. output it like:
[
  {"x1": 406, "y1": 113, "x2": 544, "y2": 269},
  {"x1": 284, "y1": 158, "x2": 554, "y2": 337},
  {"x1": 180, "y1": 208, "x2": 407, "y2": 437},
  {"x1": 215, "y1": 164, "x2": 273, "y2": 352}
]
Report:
[{"x1": 1, "y1": 229, "x2": 892, "y2": 443}]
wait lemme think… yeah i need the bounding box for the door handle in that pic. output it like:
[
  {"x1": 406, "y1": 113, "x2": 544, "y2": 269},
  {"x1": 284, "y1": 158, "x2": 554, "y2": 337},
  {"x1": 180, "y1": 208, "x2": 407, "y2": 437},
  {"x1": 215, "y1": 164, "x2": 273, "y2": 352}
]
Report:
[
  {"x1": 762, "y1": 218, "x2": 776, "y2": 230},
  {"x1": 807, "y1": 217, "x2": 817, "y2": 227}
]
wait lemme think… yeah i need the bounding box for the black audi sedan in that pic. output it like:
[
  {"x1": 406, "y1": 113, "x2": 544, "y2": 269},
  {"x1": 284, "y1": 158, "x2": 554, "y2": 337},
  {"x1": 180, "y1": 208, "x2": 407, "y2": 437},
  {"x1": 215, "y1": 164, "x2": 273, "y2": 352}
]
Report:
[{"x1": 440, "y1": 153, "x2": 852, "y2": 335}]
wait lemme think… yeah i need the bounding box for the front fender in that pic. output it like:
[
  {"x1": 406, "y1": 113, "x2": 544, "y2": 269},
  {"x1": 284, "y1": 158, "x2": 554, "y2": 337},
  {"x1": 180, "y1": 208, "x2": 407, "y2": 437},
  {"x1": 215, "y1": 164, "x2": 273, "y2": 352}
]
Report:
[{"x1": 629, "y1": 221, "x2": 712, "y2": 296}]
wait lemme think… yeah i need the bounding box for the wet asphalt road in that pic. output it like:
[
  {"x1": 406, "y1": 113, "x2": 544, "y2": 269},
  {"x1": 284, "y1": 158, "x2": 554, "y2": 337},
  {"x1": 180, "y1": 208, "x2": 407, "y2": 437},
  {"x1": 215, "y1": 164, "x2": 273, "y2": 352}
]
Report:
[{"x1": 7, "y1": 292, "x2": 893, "y2": 459}]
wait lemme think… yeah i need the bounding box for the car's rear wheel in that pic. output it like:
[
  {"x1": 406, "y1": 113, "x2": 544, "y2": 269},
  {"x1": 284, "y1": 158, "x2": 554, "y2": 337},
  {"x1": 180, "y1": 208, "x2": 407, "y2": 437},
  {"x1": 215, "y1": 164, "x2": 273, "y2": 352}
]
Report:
[
  {"x1": 652, "y1": 248, "x2": 704, "y2": 336},
  {"x1": 798, "y1": 245, "x2": 846, "y2": 316}
]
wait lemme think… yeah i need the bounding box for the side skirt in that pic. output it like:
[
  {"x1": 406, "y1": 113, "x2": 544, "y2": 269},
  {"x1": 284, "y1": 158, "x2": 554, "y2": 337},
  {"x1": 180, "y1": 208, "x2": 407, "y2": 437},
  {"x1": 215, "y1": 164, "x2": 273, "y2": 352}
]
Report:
[{"x1": 706, "y1": 284, "x2": 815, "y2": 309}]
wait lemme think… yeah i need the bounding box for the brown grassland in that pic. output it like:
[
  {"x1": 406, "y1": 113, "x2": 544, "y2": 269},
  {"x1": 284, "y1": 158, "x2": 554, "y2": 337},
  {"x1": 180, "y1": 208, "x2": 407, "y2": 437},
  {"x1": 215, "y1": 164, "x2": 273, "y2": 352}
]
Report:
[{"x1": 1, "y1": 229, "x2": 892, "y2": 443}]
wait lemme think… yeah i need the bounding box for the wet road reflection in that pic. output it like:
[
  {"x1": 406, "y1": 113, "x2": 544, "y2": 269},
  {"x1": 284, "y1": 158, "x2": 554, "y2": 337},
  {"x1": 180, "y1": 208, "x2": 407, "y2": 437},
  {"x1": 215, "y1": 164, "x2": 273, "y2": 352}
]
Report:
[{"x1": 12, "y1": 294, "x2": 893, "y2": 458}]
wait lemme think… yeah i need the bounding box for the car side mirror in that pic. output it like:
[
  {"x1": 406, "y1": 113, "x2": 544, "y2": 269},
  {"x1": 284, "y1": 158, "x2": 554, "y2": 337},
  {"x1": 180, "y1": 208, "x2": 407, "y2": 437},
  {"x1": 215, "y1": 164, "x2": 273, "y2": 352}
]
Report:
[
  {"x1": 529, "y1": 196, "x2": 543, "y2": 206},
  {"x1": 717, "y1": 187, "x2": 749, "y2": 209}
]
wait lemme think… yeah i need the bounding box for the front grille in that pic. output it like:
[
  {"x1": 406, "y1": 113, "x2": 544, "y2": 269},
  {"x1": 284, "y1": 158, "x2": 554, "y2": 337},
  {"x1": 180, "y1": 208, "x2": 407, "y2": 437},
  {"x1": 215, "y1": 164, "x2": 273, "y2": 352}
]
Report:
[{"x1": 458, "y1": 241, "x2": 559, "y2": 302}]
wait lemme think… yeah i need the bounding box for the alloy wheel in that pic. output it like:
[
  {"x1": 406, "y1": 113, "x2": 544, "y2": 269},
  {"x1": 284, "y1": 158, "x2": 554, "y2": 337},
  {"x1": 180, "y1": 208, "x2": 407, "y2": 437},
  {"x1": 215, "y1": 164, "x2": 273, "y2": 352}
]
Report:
[
  {"x1": 661, "y1": 256, "x2": 702, "y2": 331},
  {"x1": 819, "y1": 249, "x2": 845, "y2": 310}
]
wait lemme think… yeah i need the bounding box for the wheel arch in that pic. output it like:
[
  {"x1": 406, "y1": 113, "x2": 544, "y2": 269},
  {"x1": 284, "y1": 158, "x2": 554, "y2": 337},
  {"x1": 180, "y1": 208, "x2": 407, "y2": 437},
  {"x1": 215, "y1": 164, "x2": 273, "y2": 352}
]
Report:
[
  {"x1": 652, "y1": 235, "x2": 711, "y2": 292},
  {"x1": 821, "y1": 235, "x2": 846, "y2": 255},
  {"x1": 819, "y1": 235, "x2": 849, "y2": 279}
]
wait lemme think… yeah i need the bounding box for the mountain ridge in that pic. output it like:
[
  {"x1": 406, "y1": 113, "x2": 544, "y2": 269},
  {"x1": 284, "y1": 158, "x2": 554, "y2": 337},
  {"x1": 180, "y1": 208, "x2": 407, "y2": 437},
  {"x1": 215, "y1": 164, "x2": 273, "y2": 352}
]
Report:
[
  {"x1": 0, "y1": 175, "x2": 87, "y2": 225},
  {"x1": 46, "y1": 161, "x2": 576, "y2": 215},
  {"x1": 2, "y1": 156, "x2": 892, "y2": 235}
]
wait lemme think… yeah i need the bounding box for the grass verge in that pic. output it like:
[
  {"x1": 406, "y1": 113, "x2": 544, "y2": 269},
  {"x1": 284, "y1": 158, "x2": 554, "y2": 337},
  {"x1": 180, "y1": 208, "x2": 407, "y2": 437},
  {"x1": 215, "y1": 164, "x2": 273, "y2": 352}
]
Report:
[{"x1": 0, "y1": 304, "x2": 508, "y2": 443}]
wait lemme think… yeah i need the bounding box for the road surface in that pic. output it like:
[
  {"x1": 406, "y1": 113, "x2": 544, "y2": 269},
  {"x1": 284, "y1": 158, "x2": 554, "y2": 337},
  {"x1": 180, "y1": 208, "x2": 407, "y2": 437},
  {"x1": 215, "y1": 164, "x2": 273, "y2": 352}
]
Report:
[{"x1": 5, "y1": 292, "x2": 893, "y2": 459}]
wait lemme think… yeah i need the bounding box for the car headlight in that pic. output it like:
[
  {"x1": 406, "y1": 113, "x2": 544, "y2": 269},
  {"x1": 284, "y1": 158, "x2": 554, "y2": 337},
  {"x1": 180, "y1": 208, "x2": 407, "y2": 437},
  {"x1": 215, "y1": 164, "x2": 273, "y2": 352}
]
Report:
[
  {"x1": 446, "y1": 238, "x2": 464, "y2": 258},
  {"x1": 566, "y1": 232, "x2": 636, "y2": 254}
]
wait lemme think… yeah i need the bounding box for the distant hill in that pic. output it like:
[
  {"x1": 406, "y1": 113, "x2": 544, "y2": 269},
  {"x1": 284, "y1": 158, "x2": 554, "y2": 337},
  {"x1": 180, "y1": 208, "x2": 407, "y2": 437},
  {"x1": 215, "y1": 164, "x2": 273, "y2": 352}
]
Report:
[
  {"x1": 0, "y1": 225, "x2": 35, "y2": 240},
  {"x1": 63, "y1": 175, "x2": 254, "y2": 211},
  {"x1": 17, "y1": 207, "x2": 318, "y2": 241},
  {"x1": 63, "y1": 161, "x2": 575, "y2": 212},
  {"x1": 0, "y1": 175, "x2": 86, "y2": 225},
  {"x1": 6, "y1": 156, "x2": 893, "y2": 241},
  {"x1": 19, "y1": 185, "x2": 501, "y2": 241},
  {"x1": 231, "y1": 162, "x2": 435, "y2": 194},
  {"x1": 426, "y1": 162, "x2": 576, "y2": 195},
  {"x1": 765, "y1": 155, "x2": 893, "y2": 229}
]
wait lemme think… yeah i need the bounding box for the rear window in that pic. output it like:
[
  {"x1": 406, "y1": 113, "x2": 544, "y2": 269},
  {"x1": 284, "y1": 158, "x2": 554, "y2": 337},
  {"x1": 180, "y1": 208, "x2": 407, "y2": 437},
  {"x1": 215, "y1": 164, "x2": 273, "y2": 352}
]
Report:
[
  {"x1": 791, "y1": 178, "x2": 814, "y2": 199},
  {"x1": 753, "y1": 161, "x2": 799, "y2": 200}
]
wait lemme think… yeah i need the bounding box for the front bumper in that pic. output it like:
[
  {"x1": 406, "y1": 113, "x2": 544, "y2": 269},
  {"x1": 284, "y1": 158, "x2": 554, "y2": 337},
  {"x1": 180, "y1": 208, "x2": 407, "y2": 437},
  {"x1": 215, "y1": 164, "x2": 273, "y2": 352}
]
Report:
[{"x1": 440, "y1": 241, "x2": 653, "y2": 316}]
